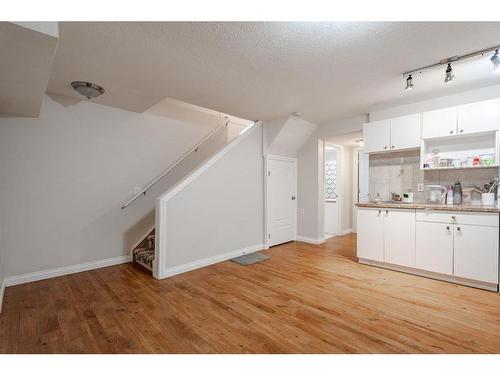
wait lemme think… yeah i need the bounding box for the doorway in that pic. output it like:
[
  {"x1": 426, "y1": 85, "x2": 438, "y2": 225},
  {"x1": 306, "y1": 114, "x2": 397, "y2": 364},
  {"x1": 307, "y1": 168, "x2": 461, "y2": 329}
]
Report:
[
  {"x1": 266, "y1": 155, "x2": 297, "y2": 247},
  {"x1": 324, "y1": 143, "x2": 341, "y2": 238}
]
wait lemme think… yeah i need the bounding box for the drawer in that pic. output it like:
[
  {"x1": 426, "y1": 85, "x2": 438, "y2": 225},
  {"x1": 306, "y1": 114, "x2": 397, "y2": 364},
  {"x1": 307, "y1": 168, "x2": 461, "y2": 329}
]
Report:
[{"x1": 416, "y1": 210, "x2": 499, "y2": 227}]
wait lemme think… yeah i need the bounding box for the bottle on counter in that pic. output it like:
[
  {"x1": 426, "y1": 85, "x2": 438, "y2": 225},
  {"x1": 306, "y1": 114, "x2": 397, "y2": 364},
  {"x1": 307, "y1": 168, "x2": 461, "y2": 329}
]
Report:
[
  {"x1": 446, "y1": 186, "x2": 454, "y2": 205},
  {"x1": 453, "y1": 181, "x2": 462, "y2": 205}
]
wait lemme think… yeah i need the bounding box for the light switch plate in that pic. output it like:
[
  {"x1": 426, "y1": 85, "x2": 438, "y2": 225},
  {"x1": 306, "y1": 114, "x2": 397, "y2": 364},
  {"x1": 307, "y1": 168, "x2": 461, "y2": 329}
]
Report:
[{"x1": 417, "y1": 183, "x2": 424, "y2": 192}]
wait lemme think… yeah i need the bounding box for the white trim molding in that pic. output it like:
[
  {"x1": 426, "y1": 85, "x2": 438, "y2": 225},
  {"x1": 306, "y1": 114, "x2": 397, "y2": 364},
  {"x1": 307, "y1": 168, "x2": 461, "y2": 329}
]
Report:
[
  {"x1": 159, "y1": 243, "x2": 265, "y2": 279},
  {"x1": 342, "y1": 228, "x2": 353, "y2": 236},
  {"x1": 295, "y1": 236, "x2": 326, "y2": 245},
  {"x1": 0, "y1": 280, "x2": 5, "y2": 314},
  {"x1": 5, "y1": 255, "x2": 130, "y2": 287}
]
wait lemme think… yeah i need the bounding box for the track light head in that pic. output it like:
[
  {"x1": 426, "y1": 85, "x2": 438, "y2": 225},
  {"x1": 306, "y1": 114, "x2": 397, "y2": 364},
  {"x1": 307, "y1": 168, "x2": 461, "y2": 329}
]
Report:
[
  {"x1": 444, "y1": 63, "x2": 455, "y2": 83},
  {"x1": 491, "y1": 49, "x2": 500, "y2": 72},
  {"x1": 405, "y1": 74, "x2": 414, "y2": 91}
]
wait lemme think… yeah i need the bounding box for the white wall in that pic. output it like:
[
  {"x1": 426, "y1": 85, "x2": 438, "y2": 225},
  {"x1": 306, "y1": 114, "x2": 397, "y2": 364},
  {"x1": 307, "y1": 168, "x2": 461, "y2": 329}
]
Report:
[
  {"x1": 369, "y1": 83, "x2": 500, "y2": 121},
  {"x1": 0, "y1": 95, "x2": 228, "y2": 279},
  {"x1": 155, "y1": 124, "x2": 264, "y2": 278}
]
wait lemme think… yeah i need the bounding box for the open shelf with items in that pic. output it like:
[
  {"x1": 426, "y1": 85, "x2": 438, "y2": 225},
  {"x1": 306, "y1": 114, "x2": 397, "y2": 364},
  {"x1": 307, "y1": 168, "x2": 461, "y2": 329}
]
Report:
[{"x1": 420, "y1": 131, "x2": 499, "y2": 171}]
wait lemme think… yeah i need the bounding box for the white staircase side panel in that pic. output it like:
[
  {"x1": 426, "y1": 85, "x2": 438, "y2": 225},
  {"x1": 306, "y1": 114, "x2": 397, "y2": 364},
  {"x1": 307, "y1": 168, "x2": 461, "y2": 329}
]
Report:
[{"x1": 155, "y1": 123, "x2": 264, "y2": 278}]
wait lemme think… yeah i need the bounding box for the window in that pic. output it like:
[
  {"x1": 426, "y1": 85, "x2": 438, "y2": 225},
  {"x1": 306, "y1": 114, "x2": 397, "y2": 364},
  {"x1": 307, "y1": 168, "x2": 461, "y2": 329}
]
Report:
[{"x1": 325, "y1": 159, "x2": 337, "y2": 201}]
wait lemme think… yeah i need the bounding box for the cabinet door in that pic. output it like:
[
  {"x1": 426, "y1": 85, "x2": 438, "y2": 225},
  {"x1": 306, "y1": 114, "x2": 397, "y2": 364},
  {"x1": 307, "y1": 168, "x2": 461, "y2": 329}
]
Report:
[
  {"x1": 384, "y1": 209, "x2": 416, "y2": 267},
  {"x1": 363, "y1": 120, "x2": 391, "y2": 153},
  {"x1": 390, "y1": 114, "x2": 421, "y2": 150},
  {"x1": 453, "y1": 224, "x2": 499, "y2": 283},
  {"x1": 416, "y1": 221, "x2": 453, "y2": 275},
  {"x1": 422, "y1": 107, "x2": 458, "y2": 139},
  {"x1": 357, "y1": 208, "x2": 384, "y2": 261},
  {"x1": 457, "y1": 99, "x2": 500, "y2": 135}
]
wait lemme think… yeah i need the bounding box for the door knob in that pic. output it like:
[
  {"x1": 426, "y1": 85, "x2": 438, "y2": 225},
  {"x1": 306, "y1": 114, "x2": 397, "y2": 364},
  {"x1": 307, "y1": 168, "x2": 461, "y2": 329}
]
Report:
[{"x1": 291, "y1": 196, "x2": 296, "y2": 200}]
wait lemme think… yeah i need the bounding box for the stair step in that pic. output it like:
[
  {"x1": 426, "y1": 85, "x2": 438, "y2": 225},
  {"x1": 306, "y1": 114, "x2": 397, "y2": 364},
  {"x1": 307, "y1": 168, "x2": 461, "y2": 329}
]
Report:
[{"x1": 133, "y1": 247, "x2": 155, "y2": 270}]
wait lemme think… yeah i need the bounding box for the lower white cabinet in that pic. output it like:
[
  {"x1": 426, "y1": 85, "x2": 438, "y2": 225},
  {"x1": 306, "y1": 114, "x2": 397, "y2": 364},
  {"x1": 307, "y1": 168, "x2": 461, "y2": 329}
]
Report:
[
  {"x1": 357, "y1": 208, "x2": 415, "y2": 266},
  {"x1": 384, "y1": 209, "x2": 416, "y2": 267},
  {"x1": 358, "y1": 207, "x2": 499, "y2": 290},
  {"x1": 454, "y1": 224, "x2": 499, "y2": 284},
  {"x1": 415, "y1": 221, "x2": 453, "y2": 275},
  {"x1": 357, "y1": 208, "x2": 384, "y2": 261}
]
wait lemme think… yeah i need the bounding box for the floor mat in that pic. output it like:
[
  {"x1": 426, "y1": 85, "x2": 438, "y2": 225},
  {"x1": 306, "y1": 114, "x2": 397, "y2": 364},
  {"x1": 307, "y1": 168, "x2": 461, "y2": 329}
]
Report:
[{"x1": 230, "y1": 252, "x2": 269, "y2": 265}]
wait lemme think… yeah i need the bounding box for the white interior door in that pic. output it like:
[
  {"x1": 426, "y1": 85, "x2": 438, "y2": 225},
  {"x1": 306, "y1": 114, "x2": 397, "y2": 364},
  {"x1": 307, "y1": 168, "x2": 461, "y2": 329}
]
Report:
[{"x1": 268, "y1": 157, "x2": 296, "y2": 246}]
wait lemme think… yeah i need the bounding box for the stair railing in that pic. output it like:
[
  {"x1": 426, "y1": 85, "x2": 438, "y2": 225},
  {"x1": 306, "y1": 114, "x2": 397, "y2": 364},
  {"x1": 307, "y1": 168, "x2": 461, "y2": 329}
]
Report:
[{"x1": 121, "y1": 118, "x2": 229, "y2": 209}]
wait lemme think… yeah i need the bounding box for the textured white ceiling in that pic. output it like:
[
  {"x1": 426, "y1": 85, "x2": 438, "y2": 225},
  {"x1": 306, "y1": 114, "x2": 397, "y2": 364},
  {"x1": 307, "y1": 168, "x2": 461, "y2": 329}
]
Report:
[{"x1": 47, "y1": 22, "x2": 500, "y2": 124}]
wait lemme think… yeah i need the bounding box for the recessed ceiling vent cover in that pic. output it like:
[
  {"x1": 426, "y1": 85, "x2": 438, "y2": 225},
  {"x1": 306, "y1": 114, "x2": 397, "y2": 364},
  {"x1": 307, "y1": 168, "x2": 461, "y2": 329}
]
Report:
[{"x1": 71, "y1": 81, "x2": 105, "y2": 99}]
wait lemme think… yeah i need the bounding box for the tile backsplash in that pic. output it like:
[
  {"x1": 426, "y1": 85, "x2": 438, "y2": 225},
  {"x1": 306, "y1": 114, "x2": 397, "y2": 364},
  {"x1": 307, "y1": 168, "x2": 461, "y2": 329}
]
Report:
[{"x1": 368, "y1": 150, "x2": 499, "y2": 202}]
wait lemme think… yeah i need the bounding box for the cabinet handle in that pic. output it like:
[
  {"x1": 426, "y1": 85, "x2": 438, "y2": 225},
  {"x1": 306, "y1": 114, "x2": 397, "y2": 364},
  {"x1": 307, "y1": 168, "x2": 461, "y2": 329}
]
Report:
[
  {"x1": 457, "y1": 226, "x2": 461, "y2": 231},
  {"x1": 450, "y1": 130, "x2": 454, "y2": 134},
  {"x1": 391, "y1": 145, "x2": 395, "y2": 149},
  {"x1": 384, "y1": 146, "x2": 388, "y2": 150},
  {"x1": 385, "y1": 210, "x2": 389, "y2": 215},
  {"x1": 378, "y1": 210, "x2": 381, "y2": 214},
  {"x1": 460, "y1": 129, "x2": 464, "y2": 133},
  {"x1": 446, "y1": 226, "x2": 450, "y2": 230},
  {"x1": 451, "y1": 216, "x2": 456, "y2": 220}
]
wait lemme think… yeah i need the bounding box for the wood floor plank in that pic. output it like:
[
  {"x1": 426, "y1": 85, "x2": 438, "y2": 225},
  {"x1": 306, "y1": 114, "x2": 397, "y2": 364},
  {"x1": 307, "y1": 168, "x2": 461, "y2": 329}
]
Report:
[{"x1": 1, "y1": 234, "x2": 499, "y2": 353}]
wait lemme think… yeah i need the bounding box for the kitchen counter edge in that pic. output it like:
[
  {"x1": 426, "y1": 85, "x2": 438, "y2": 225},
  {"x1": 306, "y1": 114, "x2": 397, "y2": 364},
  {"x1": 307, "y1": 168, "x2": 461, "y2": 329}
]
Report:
[{"x1": 356, "y1": 202, "x2": 500, "y2": 213}]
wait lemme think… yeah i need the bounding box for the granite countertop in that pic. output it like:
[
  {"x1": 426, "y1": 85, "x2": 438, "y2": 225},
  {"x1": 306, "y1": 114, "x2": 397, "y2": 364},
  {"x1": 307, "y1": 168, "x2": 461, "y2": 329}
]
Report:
[{"x1": 356, "y1": 202, "x2": 500, "y2": 213}]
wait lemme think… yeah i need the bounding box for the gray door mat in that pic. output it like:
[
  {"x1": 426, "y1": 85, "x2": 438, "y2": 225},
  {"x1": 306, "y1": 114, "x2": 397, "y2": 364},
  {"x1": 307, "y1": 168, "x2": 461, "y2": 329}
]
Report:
[{"x1": 230, "y1": 252, "x2": 270, "y2": 265}]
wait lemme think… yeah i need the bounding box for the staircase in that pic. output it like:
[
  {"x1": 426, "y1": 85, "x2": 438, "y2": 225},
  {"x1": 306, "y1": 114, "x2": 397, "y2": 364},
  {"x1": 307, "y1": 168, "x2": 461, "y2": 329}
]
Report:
[{"x1": 132, "y1": 229, "x2": 155, "y2": 271}]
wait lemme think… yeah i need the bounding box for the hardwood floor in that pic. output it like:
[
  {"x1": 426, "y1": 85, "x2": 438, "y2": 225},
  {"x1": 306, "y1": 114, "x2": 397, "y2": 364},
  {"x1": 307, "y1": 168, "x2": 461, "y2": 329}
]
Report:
[{"x1": 1, "y1": 234, "x2": 499, "y2": 353}]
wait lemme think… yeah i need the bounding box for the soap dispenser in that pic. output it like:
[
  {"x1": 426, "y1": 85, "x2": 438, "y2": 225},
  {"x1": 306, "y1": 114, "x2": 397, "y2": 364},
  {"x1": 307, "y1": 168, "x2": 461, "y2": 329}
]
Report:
[{"x1": 453, "y1": 181, "x2": 462, "y2": 205}]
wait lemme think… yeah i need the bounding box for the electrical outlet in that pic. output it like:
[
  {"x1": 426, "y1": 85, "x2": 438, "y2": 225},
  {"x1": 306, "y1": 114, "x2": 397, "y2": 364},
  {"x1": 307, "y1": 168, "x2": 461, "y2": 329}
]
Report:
[{"x1": 417, "y1": 183, "x2": 424, "y2": 192}]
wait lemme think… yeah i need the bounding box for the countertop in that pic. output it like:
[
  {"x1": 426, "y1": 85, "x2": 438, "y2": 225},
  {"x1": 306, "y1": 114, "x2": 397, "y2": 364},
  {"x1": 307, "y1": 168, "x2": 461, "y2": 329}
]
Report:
[{"x1": 356, "y1": 202, "x2": 500, "y2": 213}]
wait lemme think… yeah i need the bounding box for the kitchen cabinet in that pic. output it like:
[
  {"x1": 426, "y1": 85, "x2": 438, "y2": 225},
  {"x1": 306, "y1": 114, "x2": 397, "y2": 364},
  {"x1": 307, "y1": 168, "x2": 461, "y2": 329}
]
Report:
[
  {"x1": 457, "y1": 99, "x2": 500, "y2": 135},
  {"x1": 422, "y1": 107, "x2": 458, "y2": 139},
  {"x1": 384, "y1": 209, "x2": 416, "y2": 267},
  {"x1": 363, "y1": 114, "x2": 421, "y2": 153},
  {"x1": 390, "y1": 114, "x2": 421, "y2": 150},
  {"x1": 363, "y1": 120, "x2": 390, "y2": 153},
  {"x1": 454, "y1": 224, "x2": 499, "y2": 284},
  {"x1": 357, "y1": 208, "x2": 415, "y2": 266},
  {"x1": 415, "y1": 221, "x2": 454, "y2": 275},
  {"x1": 357, "y1": 208, "x2": 384, "y2": 261}
]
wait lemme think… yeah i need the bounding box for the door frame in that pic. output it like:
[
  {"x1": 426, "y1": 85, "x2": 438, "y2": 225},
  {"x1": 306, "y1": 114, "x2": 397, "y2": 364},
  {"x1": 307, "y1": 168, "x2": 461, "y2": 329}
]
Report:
[
  {"x1": 323, "y1": 142, "x2": 343, "y2": 237},
  {"x1": 264, "y1": 154, "x2": 297, "y2": 249}
]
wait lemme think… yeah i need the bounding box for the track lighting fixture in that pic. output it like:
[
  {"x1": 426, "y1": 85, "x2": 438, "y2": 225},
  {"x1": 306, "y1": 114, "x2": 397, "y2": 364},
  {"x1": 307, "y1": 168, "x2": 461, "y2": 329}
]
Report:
[
  {"x1": 405, "y1": 74, "x2": 414, "y2": 90},
  {"x1": 402, "y1": 45, "x2": 500, "y2": 90},
  {"x1": 491, "y1": 49, "x2": 500, "y2": 72},
  {"x1": 444, "y1": 63, "x2": 455, "y2": 83}
]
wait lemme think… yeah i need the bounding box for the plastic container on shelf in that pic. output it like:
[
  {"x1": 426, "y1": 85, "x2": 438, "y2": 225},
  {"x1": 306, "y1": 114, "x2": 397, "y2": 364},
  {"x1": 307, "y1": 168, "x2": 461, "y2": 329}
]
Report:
[{"x1": 480, "y1": 154, "x2": 495, "y2": 166}]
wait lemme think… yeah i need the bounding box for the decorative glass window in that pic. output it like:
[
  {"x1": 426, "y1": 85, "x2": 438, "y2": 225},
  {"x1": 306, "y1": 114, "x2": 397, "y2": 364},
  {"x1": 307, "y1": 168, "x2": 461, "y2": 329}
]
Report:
[{"x1": 325, "y1": 159, "x2": 337, "y2": 201}]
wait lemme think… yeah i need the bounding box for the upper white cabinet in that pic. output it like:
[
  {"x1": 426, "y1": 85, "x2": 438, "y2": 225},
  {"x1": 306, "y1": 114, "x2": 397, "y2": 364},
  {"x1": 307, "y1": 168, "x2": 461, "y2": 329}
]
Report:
[
  {"x1": 422, "y1": 99, "x2": 500, "y2": 139},
  {"x1": 457, "y1": 99, "x2": 500, "y2": 135},
  {"x1": 390, "y1": 114, "x2": 422, "y2": 150},
  {"x1": 422, "y1": 107, "x2": 458, "y2": 139},
  {"x1": 363, "y1": 120, "x2": 390, "y2": 153},
  {"x1": 363, "y1": 114, "x2": 421, "y2": 153}
]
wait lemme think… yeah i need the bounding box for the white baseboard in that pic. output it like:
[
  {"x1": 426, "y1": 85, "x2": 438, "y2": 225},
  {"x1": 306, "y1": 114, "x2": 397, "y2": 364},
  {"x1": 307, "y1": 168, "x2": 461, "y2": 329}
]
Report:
[
  {"x1": 0, "y1": 280, "x2": 5, "y2": 314},
  {"x1": 5, "y1": 255, "x2": 131, "y2": 287},
  {"x1": 159, "y1": 243, "x2": 264, "y2": 279},
  {"x1": 342, "y1": 228, "x2": 353, "y2": 236},
  {"x1": 295, "y1": 236, "x2": 325, "y2": 245}
]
